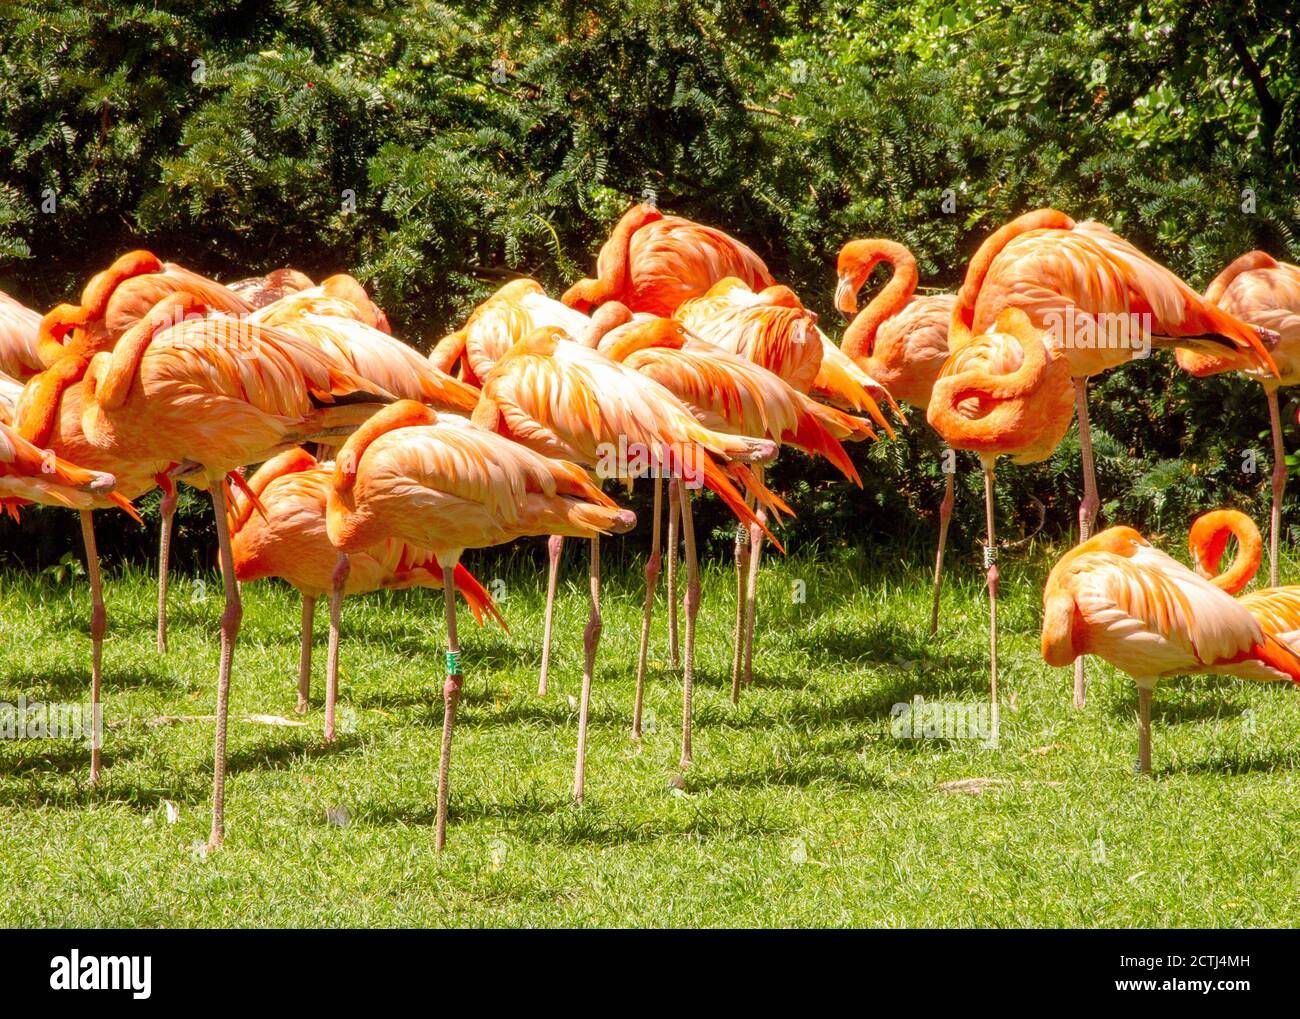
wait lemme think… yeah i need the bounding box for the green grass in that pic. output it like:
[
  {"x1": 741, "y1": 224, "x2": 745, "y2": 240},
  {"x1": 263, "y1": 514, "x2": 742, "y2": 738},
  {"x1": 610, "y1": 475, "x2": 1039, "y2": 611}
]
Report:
[{"x1": 2, "y1": 541, "x2": 1299, "y2": 928}]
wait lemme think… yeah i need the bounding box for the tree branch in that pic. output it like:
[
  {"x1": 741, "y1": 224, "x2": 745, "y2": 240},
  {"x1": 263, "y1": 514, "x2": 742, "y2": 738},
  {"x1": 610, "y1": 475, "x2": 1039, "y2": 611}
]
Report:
[{"x1": 1227, "y1": 27, "x2": 1281, "y2": 154}]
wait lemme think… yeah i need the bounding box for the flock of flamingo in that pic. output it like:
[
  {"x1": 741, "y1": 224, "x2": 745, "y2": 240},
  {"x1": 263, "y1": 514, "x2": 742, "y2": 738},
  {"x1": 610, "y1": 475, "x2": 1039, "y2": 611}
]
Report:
[{"x1": 2, "y1": 204, "x2": 1299, "y2": 851}]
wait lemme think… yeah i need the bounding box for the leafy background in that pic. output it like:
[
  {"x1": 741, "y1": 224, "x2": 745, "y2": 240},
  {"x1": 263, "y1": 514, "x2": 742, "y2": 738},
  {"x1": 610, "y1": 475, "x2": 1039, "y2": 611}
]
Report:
[{"x1": 2, "y1": 0, "x2": 1298, "y2": 568}]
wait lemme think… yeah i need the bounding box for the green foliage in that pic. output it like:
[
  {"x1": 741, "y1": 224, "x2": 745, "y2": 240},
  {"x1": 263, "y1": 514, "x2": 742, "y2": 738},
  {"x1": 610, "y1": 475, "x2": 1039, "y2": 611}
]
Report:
[{"x1": 1, "y1": 0, "x2": 1298, "y2": 560}]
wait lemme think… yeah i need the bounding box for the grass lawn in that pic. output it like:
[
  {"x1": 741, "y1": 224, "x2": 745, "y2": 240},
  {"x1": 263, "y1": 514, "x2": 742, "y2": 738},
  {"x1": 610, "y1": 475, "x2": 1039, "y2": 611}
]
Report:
[{"x1": 2, "y1": 538, "x2": 1299, "y2": 927}]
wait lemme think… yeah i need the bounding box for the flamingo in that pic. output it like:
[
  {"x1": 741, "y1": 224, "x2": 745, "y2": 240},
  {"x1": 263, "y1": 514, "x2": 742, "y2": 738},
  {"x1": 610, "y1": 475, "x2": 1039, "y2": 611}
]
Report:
[
  {"x1": 591, "y1": 309, "x2": 869, "y2": 714},
  {"x1": 1175, "y1": 253, "x2": 1300, "y2": 586},
  {"x1": 835, "y1": 238, "x2": 957, "y2": 634},
  {"x1": 927, "y1": 308, "x2": 1076, "y2": 739},
  {"x1": 35, "y1": 252, "x2": 253, "y2": 654},
  {"x1": 249, "y1": 273, "x2": 393, "y2": 335},
  {"x1": 153, "y1": 273, "x2": 458, "y2": 653},
  {"x1": 79, "y1": 295, "x2": 393, "y2": 849},
  {"x1": 250, "y1": 284, "x2": 478, "y2": 413},
  {"x1": 563, "y1": 207, "x2": 776, "y2": 672},
  {"x1": 325, "y1": 400, "x2": 637, "y2": 849},
  {"x1": 1041, "y1": 519, "x2": 1300, "y2": 774},
  {"x1": 561, "y1": 203, "x2": 775, "y2": 318},
  {"x1": 437, "y1": 278, "x2": 590, "y2": 693},
  {"x1": 227, "y1": 448, "x2": 503, "y2": 732},
  {"x1": 1188, "y1": 509, "x2": 1300, "y2": 655},
  {"x1": 37, "y1": 251, "x2": 252, "y2": 359},
  {"x1": 473, "y1": 325, "x2": 779, "y2": 781},
  {"x1": 954, "y1": 209, "x2": 1280, "y2": 707}
]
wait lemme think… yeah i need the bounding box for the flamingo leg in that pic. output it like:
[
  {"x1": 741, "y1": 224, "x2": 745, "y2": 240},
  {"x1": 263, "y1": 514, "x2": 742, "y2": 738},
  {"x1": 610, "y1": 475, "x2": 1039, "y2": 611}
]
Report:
[
  {"x1": 79, "y1": 511, "x2": 105, "y2": 786},
  {"x1": 1136, "y1": 684, "x2": 1153, "y2": 776},
  {"x1": 573, "y1": 535, "x2": 602, "y2": 802},
  {"x1": 678, "y1": 481, "x2": 701, "y2": 770},
  {"x1": 728, "y1": 520, "x2": 748, "y2": 704},
  {"x1": 741, "y1": 473, "x2": 766, "y2": 689},
  {"x1": 434, "y1": 552, "x2": 463, "y2": 851},
  {"x1": 324, "y1": 554, "x2": 349, "y2": 743},
  {"x1": 208, "y1": 482, "x2": 242, "y2": 852},
  {"x1": 537, "y1": 535, "x2": 563, "y2": 695},
  {"x1": 981, "y1": 459, "x2": 1000, "y2": 747},
  {"x1": 930, "y1": 464, "x2": 955, "y2": 637},
  {"x1": 156, "y1": 485, "x2": 177, "y2": 654},
  {"x1": 1268, "y1": 387, "x2": 1286, "y2": 588},
  {"x1": 667, "y1": 480, "x2": 680, "y2": 669},
  {"x1": 632, "y1": 473, "x2": 663, "y2": 739},
  {"x1": 1073, "y1": 376, "x2": 1098, "y2": 710},
  {"x1": 295, "y1": 594, "x2": 315, "y2": 714}
]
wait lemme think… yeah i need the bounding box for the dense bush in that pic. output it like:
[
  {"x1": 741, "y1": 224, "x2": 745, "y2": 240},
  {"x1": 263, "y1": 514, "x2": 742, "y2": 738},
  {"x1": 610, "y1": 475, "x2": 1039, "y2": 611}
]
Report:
[{"x1": 2, "y1": 1, "x2": 1298, "y2": 567}]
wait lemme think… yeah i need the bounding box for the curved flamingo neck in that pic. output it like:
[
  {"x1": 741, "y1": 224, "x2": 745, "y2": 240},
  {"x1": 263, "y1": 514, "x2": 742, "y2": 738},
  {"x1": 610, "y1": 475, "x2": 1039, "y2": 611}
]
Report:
[
  {"x1": 583, "y1": 301, "x2": 634, "y2": 349},
  {"x1": 1189, "y1": 509, "x2": 1262, "y2": 595},
  {"x1": 838, "y1": 240, "x2": 919, "y2": 363},
  {"x1": 36, "y1": 304, "x2": 89, "y2": 368},
  {"x1": 600, "y1": 319, "x2": 686, "y2": 361},
  {"x1": 563, "y1": 204, "x2": 662, "y2": 310},
  {"x1": 81, "y1": 250, "x2": 164, "y2": 317},
  {"x1": 952, "y1": 209, "x2": 1074, "y2": 343},
  {"x1": 1203, "y1": 251, "x2": 1278, "y2": 305},
  {"x1": 334, "y1": 400, "x2": 437, "y2": 494},
  {"x1": 89, "y1": 292, "x2": 208, "y2": 411}
]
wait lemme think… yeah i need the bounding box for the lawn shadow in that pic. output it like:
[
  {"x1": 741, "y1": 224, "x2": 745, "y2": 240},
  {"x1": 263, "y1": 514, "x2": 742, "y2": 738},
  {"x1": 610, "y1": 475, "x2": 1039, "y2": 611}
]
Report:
[
  {"x1": 352, "y1": 790, "x2": 567, "y2": 828},
  {"x1": 0, "y1": 663, "x2": 182, "y2": 700},
  {"x1": 224, "y1": 732, "x2": 362, "y2": 775},
  {"x1": 1161, "y1": 745, "x2": 1300, "y2": 778}
]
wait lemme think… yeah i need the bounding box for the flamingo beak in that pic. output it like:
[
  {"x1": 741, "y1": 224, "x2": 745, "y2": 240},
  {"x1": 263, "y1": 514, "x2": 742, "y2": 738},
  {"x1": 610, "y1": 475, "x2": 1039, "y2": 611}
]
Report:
[{"x1": 834, "y1": 274, "x2": 857, "y2": 321}]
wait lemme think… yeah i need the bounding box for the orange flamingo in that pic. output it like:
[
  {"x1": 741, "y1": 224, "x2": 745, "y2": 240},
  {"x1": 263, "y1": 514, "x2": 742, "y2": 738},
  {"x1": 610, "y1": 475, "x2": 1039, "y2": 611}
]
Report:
[
  {"x1": 80, "y1": 294, "x2": 393, "y2": 850},
  {"x1": 474, "y1": 325, "x2": 779, "y2": 781},
  {"x1": 835, "y1": 238, "x2": 956, "y2": 635},
  {"x1": 1041, "y1": 517, "x2": 1300, "y2": 774},
  {"x1": 151, "y1": 274, "x2": 469, "y2": 654},
  {"x1": 36, "y1": 252, "x2": 253, "y2": 654},
  {"x1": 928, "y1": 308, "x2": 1076, "y2": 738},
  {"x1": 432, "y1": 279, "x2": 591, "y2": 697},
  {"x1": 562, "y1": 203, "x2": 775, "y2": 318},
  {"x1": 36, "y1": 251, "x2": 251, "y2": 360},
  {"x1": 955, "y1": 210, "x2": 1279, "y2": 538},
  {"x1": 1194, "y1": 511, "x2": 1300, "y2": 654},
  {"x1": 1176, "y1": 253, "x2": 1300, "y2": 586},
  {"x1": 250, "y1": 285, "x2": 478, "y2": 412},
  {"x1": 455, "y1": 278, "x2": 591, "y2": 384},
  {"x1": 227, "y1": 447, "x2": 502, "y2": 733},
  {"x1": 592, "y1": 307, "x2": 869, "y2": 711},
  {"x1": 955, "y1": 209, "x2": 1280, "y2": 707},
  {"x1": 326, "y1": 400, "x2": 637, "y2": 849}
]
